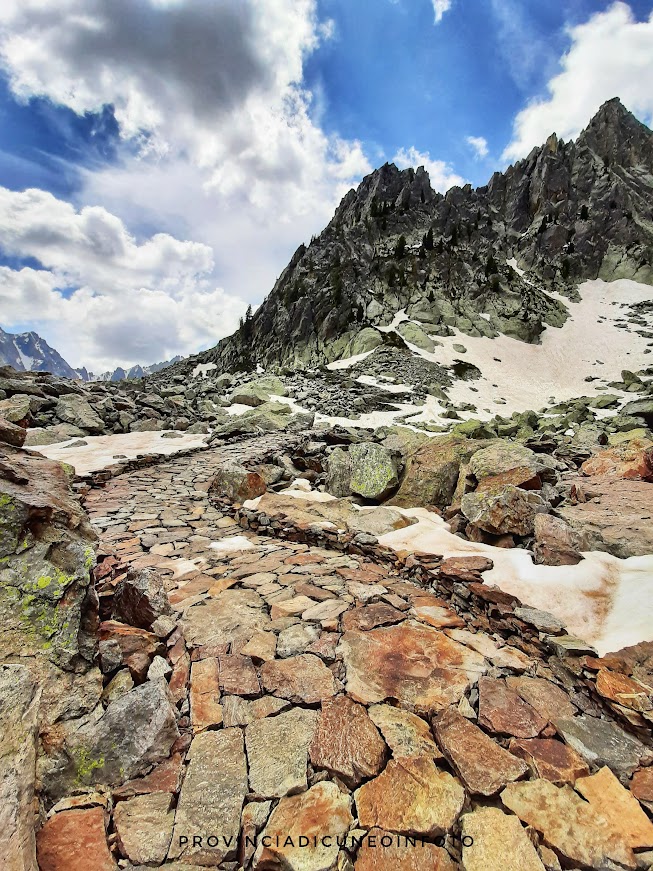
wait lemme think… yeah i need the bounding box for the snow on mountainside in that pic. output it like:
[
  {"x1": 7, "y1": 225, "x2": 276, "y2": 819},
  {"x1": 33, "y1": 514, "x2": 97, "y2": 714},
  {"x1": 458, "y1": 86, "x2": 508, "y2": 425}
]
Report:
[{"x1": 0, "y1": 326, "x2": 80, "y2": 379}]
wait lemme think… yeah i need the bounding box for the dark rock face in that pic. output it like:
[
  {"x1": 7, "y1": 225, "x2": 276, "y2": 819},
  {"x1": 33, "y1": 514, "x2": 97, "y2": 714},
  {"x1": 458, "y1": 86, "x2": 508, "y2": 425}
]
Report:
[{"x1": 170, "y1": 98, "x2": 653, "y2": 373}]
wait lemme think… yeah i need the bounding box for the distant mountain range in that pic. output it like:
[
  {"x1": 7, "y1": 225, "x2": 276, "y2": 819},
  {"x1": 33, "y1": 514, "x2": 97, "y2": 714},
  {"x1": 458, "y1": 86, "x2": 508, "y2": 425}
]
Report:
[{"x1": 0, "y1": 326, "x2": 180, "y2": 382}]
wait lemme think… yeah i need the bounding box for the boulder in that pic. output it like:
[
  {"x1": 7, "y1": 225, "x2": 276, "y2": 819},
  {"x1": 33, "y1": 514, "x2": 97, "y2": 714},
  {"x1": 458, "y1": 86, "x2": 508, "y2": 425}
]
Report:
[
  {"x1": 468, "y1": 441, "x2": 541, "y2": 483},
  {"x1": 0, "y1": 394, "x2": 32, "y2": 424},
  {"x1": 326, "y1": 446, "x2": 352, "y2": 497},
  {"x1": 621, "y1": 398, "x2": 653, "y2": 426},
  {"x1": 533, "y1": 513, "x2": 585, "y2": 565},
  {"x1": 461, "y1": 486, "x2": 546, "y2": 536},
  {"x1": 0, "y1": 416, "x2": 26, "y2": 447},
  {"x1": 55, "y1": 396, "x2": 105, "y2": 433},
  {"x1": 349, "y1": 442, "x2": 399, "y2": 500},
  {"x1": 43, "y1": 678, "x2": 179, "y2": 800},
  {"x1": 209, "y1": 462, "x2": 266, "y2": 502},
  {"x1": 112, "y1": 567, "x2": 173, "y2": 629},
  {"x1": 388, "y1": 436, "x2": 494, "y2": 509}
]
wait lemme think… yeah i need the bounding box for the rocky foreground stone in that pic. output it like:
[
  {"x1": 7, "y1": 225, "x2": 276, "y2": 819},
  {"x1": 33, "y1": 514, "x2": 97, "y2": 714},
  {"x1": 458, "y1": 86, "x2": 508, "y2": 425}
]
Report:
[{"x1": 0, "y1": 419, "x2": 649, "y2": 871}]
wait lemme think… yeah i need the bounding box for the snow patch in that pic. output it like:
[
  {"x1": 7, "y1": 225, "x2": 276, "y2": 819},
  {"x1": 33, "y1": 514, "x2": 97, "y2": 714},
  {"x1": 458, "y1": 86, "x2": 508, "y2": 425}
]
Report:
[
  {"x1": 26, "y1": 430, "x2": 209, "y2": 475},
  {"x1": 192, "y1": 362, "x2": 217, "y2": 378},
  {"x1": 377, "y1": 507, "x2": 653, "y2": 656}
]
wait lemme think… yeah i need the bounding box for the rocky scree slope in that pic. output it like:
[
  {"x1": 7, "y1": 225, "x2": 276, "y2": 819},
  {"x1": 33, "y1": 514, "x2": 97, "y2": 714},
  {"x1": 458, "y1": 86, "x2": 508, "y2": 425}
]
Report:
[{"x1": 166, "y1": 97, "x2": 653, "y2": 374}]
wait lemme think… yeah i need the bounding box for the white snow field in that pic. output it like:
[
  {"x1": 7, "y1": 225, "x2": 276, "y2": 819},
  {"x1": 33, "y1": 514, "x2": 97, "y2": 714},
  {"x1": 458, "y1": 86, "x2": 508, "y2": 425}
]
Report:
[
  {"x1": 322, "y1": 278, "x2": 653, "y2": 429},
  {"x1": 26, "y1": 430, "x2": 209, "y2": 476}
]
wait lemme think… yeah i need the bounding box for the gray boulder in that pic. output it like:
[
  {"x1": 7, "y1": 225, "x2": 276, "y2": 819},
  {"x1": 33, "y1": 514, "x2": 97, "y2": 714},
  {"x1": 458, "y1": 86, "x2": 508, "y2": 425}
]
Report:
[{"x1": 55, "y1": 395, "x2": 105, "y2": 433}]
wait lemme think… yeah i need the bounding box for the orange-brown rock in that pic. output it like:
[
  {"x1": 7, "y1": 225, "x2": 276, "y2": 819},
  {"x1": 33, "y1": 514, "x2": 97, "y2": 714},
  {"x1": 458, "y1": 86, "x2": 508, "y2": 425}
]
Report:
[
  {"x1": 461, "y1": 806, "x2": 545, "y2": 871},
  {"x1": 439, "y1": 556, "x2": 493, "y2": 581},
  {"x1": 595, "y1": 668, "x2": 652, "y2": 712},
  {"x1": 113, "y1": 792, "x2": 174, "y2": 865},
  {"x1": 506, "y1": 675, "x2": 576, "y2": 722},
  {"x1": 581, "y1": 438, "x2": 653, "y2": 481},
  {"x1": 501, "y1": 779, "x2": 637, "y2": 869},
  {"x1": 354, "y1": 756, "x2": 465, "y2": 837},
  {"x1": 433, "y1": 707, "x2": 528, "y2": 795},
  {"x1": 189, "y1": 657, "x2": 222, "y2": 733},
  {"x1": 354, "y1": 827, "x2": 457, "y2": 870},
  {"x1": 339, "y1": 620, "x2": 487, "y2": 714},
  {"x1": 508, "y1": 738, "x2": 589, "y2": 784},
  {"x1": 478, "y1": 678, "x2": 547, "y2": 738},
  {"x1": 218, "y1": 654, "x2": 260, "y2": 697},
  {"x1": 309, "y1": 696, "x2": 387, "y2": 786},
  {"x1": 98, "y1": 621, "x2": 162, "y2": 681},
  {"x1": 253, "y1": 781, "x2": 353, "y2": 871},
  {"x1": 369, "y1": 704, "x2": 443, "y2": 760},
  {"x1": 260, "y1": 653, "x2": 336, "y2": 703},
  {"x1": 575, "y1": 766, "x2": 653, "y2": 850},
  {"x1": 630, "y1": 767, "x2": 653, "y2": 803},
  {"x1": 411, "y1": 596, "x2": 465, "y2": 629},
  {"x1": 341, "y1": 603, "x2": 405, "y2": 631},
  {"x1": 112, "y1": 753, "x2": 184, "y2": 800},
  {"x1": 36, "y1": 807, "x2": 116, "y2": 871}
]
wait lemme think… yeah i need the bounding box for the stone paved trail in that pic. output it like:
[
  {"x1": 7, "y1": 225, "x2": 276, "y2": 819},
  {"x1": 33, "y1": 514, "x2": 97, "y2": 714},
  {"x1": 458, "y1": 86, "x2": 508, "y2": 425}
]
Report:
[{"x1": 53, "y1": 441, "x2": 653, "y2": 871}]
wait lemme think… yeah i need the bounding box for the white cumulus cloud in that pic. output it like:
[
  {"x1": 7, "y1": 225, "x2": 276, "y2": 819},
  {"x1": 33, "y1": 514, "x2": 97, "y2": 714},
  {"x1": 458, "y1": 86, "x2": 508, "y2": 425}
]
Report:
[
  {"x1": 0, "y1": 0, "x2": 373, "y2": 369},
  {"x1": 503, "y1": 2, "x2": 653, "y2": 162},
  {"x1": 432, "y1": 1, "x2": 453, "y2": 23},
  {"x1": 0, "y1": 187, "x2": 247, "y2": 373},
  {"x1": 393, "y1": 146, "x2": 466, "y2": 191},
  {"x1": 466, "y1": 135, "x2": 489, "y2": 159}
]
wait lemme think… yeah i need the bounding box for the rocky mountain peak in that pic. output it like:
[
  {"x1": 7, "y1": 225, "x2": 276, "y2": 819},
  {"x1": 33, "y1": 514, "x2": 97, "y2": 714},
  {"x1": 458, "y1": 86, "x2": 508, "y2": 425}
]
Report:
[{"x1": 577, "y1": 97, "x2": 653, "y2": 169}]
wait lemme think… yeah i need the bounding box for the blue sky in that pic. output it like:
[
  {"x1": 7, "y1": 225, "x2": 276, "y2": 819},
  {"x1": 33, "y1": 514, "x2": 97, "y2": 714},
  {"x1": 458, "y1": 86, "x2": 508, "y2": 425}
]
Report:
[{"x1": 0, "y1": 0, "x2": 652, "y2": 372}]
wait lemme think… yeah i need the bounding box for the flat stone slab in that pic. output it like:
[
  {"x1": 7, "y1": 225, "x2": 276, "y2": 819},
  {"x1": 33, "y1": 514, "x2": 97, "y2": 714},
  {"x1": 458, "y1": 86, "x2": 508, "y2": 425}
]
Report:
[
  {"x1": 354, "y1": 827, "x2": 457, "y2": 870},
  {"x1": 478, "y1": 678, "x2": 547, "y2": 738},
  {"x1": 246, "y1": 707, "x2": 317, "y2": 798},
  {"x1": 339, "y1": 620, "x2": 487, "y2": 714},
  {"x1": 461, "y1": 806, "x2": 545, "y2": 871},
  {"x1": 501, "y1": 779, "x2": 637, "y2": 869},
  {"x1": 36, "y1": 807, "x2": 116, "y2": 871},
  {"x1": 369, "y1": 703, "x2": 443, "y2": 760},
  {"x1": 433, "y1": 707, "x2": 528, "y2": 796},
  {"x1": 553, "y1": 714, "x2": 647, "y2": 778},
  {"x1": 254, "y1": 781, "x2": 353, "y2": 871},
  {"x1": 354, "y1": 756, "x2": 465, "y2": 837},
  {"x1": 113, "y1": 792, "x2": 174, "y2": 865},
  {"x1": 260, "y1": 654, "x2": 337, "y2": 703},
  {"x1": 309, "y1": 696, "x2": 387, "y2": 786},
  {"x1": 181, "y1": 589, "x2": 270, "y2": 649},
  {"x1": 508, "y1": 738, "x2": 590, "y2": 784},
  {"x1": 169, "y1": 729, "x2": 247, "y2": 866}
]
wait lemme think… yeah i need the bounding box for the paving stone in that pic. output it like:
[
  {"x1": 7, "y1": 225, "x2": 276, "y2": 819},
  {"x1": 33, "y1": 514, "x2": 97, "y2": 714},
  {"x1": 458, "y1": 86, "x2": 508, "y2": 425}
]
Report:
[
  {"x1": 181, "y1": 589, "x2": 270, "y2": 650},
  {"x1": 253, "y1": 781, "x2": 353, "y2": 871},
  {"x1": 368, "y1": 703, "x2": 443, "y2": 760},
  {"x1": 354, "y1": 756, "x2": 465, "y2": 837},
  {"x1": 260, "y1": 654, "x2": 337, "y2": 703},
  {"x1": 501, "y1": 779, "x2": 637, "y2": 870},
  {"x1": 575, "y1": 765, "x2": 653, "y2": 850},
  {"x1": 478, "y1": 678, "x2": 547, "y2": 738},
  {"x1": 506, "y1": 676, "x2": 576, "y2": 722},
  {"x1": 301, "y1": 599, "x2": 350, "y2": 622},
  {"x1": 169, "y1": 729, "x2": 247, "y2": 866},
  {"x1": 240, "y1": 630, "x2": 277, "y2": 662},
  {"x1": 508, "y1": 738, "x2": 590, "y2": 784},
  {"x1": 222, "y1": 694, "x2": 289, "y2": 727},
  {"x1": 553, "y1": 714, "x2": 647, "y2": 778},
  {"x1": 189, "y1": 658, "x2": 222, "y2": 732},
  {"x1": 276, "y1": 622, "x2": 321, "y2": 658},
  {"x1": 305, "y1": 632, "x2": 340, "y2": 661},
  {"x1": 354, "y1": 827, "x2": 457, "y2": 870},
  {"x1": 36, "y1": 807, "x2": 116, "y2": 871},
  {"x1": 246, "y1": 707, "x2": 318, "y2": 798},
  {"x1": 270, "y1": 595, "x2": 318, "y2": 620},
  {"x1": 218, "y1": 654, "x2": 260, "y2": 696},
  {"x1": 339, "y1": 620, "x2": 487, "y2": 714},
  {"x1": 341, "y1": 603, "x2": 405, "y2": 631},
  {"x1": 113, "y1": 792, "x2": 174, "y2": 865},
  {"x1": 309, "y1": 696, "x2": 387, "y2": 786},
  {"x1": 433, "y1": 707, "x2": 528, "y2": 796},
  {"x1": 461, "y1": 806, "x2": 545, "y2": 871}
]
